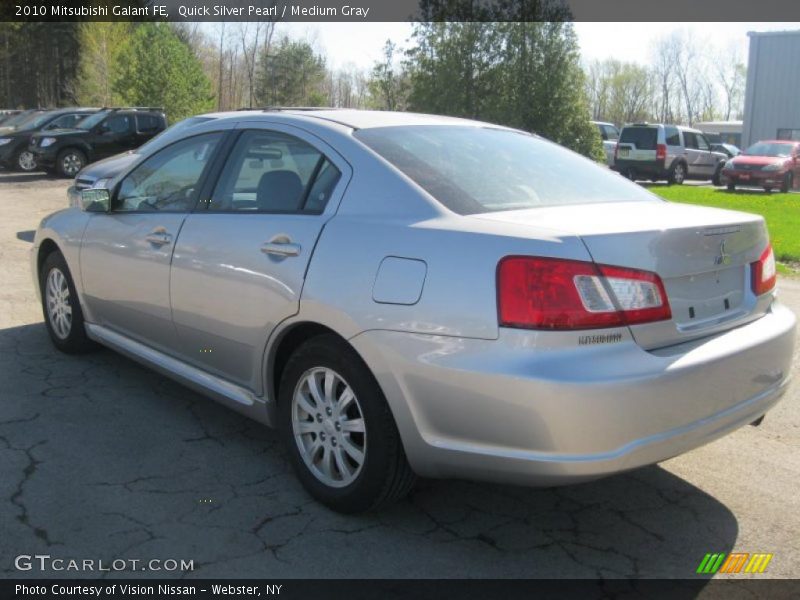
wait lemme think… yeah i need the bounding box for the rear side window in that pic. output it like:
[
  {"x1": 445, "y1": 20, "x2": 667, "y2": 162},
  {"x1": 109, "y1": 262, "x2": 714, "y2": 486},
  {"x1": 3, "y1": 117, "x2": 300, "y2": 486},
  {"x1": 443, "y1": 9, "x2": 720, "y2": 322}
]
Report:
[
  {"x1": 603, "y1": 125, "x2": 619, "y2": 141},
  {"x1": 355, "y1": 126, "x2": 656, "y2": 215},
  {"x1": 104, "y1": 115, "x2": 132, "y2": 134},
  {"x1": 208, "y1": 130, "x2": 340, "y2": 214},
  {"x1": 136, "y1": 114, "x2": 162, "y2": 134},
  {"x1": 664, "y1": 127, "x2": 681, "y2": 146},
  {"x1": 619, "y1": 127, "x2": 657, "y2": 150}
]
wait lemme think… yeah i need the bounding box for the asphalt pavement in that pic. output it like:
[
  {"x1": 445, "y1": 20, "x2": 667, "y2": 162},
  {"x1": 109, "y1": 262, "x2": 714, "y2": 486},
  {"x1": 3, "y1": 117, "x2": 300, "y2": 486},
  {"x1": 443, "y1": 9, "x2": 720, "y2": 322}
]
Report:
[{"x1": 1, "y1": 171, "x2": 798, "y2": 579}]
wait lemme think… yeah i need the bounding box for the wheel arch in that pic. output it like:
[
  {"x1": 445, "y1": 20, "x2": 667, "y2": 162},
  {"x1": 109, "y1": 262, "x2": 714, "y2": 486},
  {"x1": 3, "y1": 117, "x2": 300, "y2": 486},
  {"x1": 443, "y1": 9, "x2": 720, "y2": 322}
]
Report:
[{"x1": 267, "y1": 321, "x2": 354, "y2": 405}]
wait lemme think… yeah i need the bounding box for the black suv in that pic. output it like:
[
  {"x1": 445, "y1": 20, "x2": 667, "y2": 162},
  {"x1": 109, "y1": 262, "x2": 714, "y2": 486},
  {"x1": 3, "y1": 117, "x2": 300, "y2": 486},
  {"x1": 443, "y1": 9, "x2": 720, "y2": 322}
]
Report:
[
  {"x1": 29, "y1": 107, "x2": 167, "y2": 177},
  {"x1": 0, "y1": 108, "x2": 98, "y2": 172}
]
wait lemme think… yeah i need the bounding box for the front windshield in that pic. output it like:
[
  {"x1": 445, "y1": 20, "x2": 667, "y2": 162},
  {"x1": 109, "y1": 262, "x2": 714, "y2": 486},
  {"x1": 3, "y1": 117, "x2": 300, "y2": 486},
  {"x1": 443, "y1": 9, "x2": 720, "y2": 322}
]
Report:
[
  {"x1": 135, "y1": 116, "x2": 214, "y2": 154},
  {"x1": 17, "y1": 112, "x2": 53, "y2": 131},
  {"x1": 2, "y1": 111, "x2": 42, "y2": 128},
  {"x1": 355, "y1": 125, "x2": 657, "y2": 215},
  {"x1": 77, "y1": 111, "x2": 110, "y2": 130},
  {"x1": 744, "y1": 142, "x2": 795, "y2": 157}
]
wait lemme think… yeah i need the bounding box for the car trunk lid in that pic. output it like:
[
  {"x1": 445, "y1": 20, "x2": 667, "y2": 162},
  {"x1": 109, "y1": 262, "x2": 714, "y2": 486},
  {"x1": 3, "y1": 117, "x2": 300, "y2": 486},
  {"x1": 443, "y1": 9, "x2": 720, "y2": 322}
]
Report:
[
  {"x1": 474, "y1": 200, "x2": 770, "y2": 349},
  {"x1": 617, "y1": 126, "x2": 659, "y2": 162}
]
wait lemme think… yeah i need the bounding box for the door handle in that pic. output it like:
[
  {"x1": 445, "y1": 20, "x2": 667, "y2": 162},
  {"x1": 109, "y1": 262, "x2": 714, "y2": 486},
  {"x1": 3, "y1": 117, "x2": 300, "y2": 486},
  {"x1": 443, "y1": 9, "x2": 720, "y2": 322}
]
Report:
[
  {"x1": 145, "y1": 227, "x2": 172, "y2": 246},
  {"x1": 261, "y1": 235, "x2": 301, "y2": 258}
]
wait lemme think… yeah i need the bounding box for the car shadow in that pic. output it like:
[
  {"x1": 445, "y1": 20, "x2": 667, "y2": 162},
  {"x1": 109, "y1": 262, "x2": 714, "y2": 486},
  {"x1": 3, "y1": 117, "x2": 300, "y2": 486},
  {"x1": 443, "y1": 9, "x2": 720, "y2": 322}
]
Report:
[
  {"x1": 0, "y1": 172, "x2": 62, "y2": 184},
  {"x1": 0, "y1": 322, "x2": 735, "y2": 581},
  {"x1": 16, "y1": 230, "x2": 35, "y2": 243}
]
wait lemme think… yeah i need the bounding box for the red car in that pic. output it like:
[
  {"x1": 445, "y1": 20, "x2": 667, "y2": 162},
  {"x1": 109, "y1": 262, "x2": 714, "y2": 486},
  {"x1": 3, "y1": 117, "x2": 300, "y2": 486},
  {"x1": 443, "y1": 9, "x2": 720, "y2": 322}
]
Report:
[{"x1": 722, "y1": 140, "x2": 800, "y2": 193}]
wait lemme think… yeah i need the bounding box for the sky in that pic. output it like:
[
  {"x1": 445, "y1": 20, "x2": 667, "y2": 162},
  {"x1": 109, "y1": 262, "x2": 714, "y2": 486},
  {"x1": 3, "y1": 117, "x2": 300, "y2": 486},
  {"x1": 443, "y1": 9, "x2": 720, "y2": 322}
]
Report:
[{"x1": 273, "y1": 22, "x2": 800, "y2": 70}]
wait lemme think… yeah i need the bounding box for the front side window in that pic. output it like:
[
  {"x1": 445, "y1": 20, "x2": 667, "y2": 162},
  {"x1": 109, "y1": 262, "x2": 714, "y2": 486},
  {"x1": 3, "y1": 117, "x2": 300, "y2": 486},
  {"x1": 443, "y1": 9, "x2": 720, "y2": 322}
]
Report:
[
  {"x1": 683, "y1": 132, "x2": 698, "y2": 149},
  {"x1": 46, "y1": 113, "x2": 87, "y2": 130},
  {"x1": 696, "y1": 135, "x2": 710, "y2": 151},
  {"x1": 356, "y1": 126, "x2": 657, "y2": 215},
  {"x1": 208, "y1": 130, "x2": 341, "y2": 213},
  {"x1": 115, "y1": 132, "x2": 223, "y2": 213}
]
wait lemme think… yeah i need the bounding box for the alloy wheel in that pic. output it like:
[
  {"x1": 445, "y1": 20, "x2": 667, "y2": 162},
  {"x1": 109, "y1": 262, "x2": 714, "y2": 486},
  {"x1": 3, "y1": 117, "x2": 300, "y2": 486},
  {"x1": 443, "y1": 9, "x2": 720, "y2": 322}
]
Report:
[
  {"x1": 674, "y1": 164, "x2": 685, "y2": 184},
  {"x1": 18, "y1": 151, "x2": 37, "y2": 171},
  {"x1": 45, "y1": 268, "x2": 72, "y2": 340},
  {"x1": 291, "y1": 367, "x2": 367, "y2": 488},
  {"x1": 62, "y1": 153, "x2": 83, "y2": 177}
]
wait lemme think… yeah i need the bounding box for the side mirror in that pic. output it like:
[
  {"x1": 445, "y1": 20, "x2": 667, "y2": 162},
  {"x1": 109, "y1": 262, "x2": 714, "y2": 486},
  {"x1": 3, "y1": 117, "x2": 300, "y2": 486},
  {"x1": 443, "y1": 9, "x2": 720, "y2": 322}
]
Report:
[{"x1": 80, "y1": 188, "x2": 110, "y2": 212}]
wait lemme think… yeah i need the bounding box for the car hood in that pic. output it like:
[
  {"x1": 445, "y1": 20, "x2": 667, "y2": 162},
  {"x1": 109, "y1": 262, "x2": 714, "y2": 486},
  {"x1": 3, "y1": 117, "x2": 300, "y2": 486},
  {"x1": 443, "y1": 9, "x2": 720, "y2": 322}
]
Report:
[
  {"x1": 75, "y1": 151, "x2": 138, "y2": 182},
  {"x1": 732, "y1": 155, "x2": 786, "y2": 166},
  {"x1": 33, "y1": 127, "x2": 89, "y2": 139}
]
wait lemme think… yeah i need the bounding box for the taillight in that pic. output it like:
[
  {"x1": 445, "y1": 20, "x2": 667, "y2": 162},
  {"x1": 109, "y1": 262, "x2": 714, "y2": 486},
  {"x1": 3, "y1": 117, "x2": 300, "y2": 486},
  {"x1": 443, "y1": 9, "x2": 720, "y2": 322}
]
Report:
[
  {"x1": 751, "y1": 244, "x2": 776, "y2": 296},
  {"x1": 656, "y1": 144, "x2": 667, "y2": 161},
  {"x1": 497, "y1": 256, "x2": 671, "y2": 330}
]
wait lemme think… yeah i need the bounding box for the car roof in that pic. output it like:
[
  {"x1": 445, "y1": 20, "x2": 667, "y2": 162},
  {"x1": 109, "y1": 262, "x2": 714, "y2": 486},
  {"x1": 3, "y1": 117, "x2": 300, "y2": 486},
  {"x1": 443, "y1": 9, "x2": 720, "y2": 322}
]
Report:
[
  {"x1": 756, "y1": 139, "x2": 798, "y2": 144},
  {"x1": 210, "y1": 108, "x2": 496, "y2": 131}
]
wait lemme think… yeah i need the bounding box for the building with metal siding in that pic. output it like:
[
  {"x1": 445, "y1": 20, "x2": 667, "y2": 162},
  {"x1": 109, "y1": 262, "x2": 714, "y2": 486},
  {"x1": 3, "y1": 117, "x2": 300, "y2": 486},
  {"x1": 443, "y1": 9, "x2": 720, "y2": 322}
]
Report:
[{"x1": 742, "y1": 30, "x2": 800, "y2": 148}]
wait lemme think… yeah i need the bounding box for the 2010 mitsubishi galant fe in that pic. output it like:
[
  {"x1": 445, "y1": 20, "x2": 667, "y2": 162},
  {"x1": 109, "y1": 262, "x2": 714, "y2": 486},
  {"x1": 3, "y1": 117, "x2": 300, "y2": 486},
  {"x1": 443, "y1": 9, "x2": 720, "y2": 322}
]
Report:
[{"x1": 31, "y1": 109, "x2": 796, "y2": 513}]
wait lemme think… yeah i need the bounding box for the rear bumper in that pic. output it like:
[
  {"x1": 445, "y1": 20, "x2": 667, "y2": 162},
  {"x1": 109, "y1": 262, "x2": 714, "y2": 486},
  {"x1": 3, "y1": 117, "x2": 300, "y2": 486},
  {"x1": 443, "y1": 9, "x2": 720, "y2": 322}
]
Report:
[
  {"x1": 613, "y1": 159, "x2": 668, "y2": 178},
  {"x1": 351, "y1": 301, "x2": 796, "y2": 485}
]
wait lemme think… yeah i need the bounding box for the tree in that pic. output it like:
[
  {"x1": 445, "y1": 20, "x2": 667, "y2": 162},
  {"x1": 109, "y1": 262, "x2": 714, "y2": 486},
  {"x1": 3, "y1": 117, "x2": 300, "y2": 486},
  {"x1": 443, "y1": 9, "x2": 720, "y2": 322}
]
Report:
[
  {"x1": 113, "y1": 23, "x2": 214, "y2": 122},
  {"x1": 369, "y1": 40, "x2": 409, "y2": 110},
  {"x1": 255, "y1": 36, "x2": 327, "y2": 107},
  {"x1": 585, "y1": 59, "x2": 653, "y2": 125},
  {"x1": 714, "y1": 42, "x2": 746, "y2": 120},
  {"x1": 73, "y1": 23, "x2": 130, "y2": 106},
  {"x1": 405, "y1": 21, "x2": 602, "y2": 159}
]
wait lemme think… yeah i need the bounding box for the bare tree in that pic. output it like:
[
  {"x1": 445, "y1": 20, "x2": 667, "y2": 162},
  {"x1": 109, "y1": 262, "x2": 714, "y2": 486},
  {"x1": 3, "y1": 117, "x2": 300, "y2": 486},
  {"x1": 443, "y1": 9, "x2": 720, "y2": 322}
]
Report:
[{"x1": 714, "y1": 42, "x2": 746, "y2": 120}]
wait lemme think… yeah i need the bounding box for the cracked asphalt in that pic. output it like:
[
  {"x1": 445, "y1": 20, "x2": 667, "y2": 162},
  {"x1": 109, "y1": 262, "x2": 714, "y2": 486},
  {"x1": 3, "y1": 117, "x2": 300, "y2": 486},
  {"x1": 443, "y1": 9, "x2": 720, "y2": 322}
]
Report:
[{"x1": 1, "y1": 171, "x2": 798, "y2": 579}]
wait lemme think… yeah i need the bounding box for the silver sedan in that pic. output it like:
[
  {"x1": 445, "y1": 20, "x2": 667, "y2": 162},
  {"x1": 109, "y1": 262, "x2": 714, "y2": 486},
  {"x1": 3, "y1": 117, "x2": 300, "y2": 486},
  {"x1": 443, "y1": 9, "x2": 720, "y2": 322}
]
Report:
[{"x1": 31, "y1": 109, "x2": 796, "y2": 513}]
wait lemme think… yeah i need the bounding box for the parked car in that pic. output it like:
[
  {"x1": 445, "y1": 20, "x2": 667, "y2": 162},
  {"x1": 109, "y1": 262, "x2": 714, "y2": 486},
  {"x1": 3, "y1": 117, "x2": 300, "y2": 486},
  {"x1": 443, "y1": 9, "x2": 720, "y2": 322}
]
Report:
[
  {"x1": 722, "y1": 140, "x2": 800, "y2": 193},
  {"x1": 614, "y1": 123, "x2": 728, "y2": 185},
  {"x1": 29, "y1": 107, "x2": 167, "y2": 177},
  {"x1": 0, "y1": 109, "x2": 22, "y2": 125},
  {"x1": 0, "y1": 109, "x2": 46, "y2": 135},
  {"x1": 31, "y1": 109, "x2": 796, "y2": 513},
  {"x1": 0, "y1": 108, "x2": 97, "y2": 172},
  {"x1": 711, "y1": 143, "x2": 740, "y2": 158},
  {"x1": 591, "y1": 120, "x2": 619, "y2": 166},
  {"x1": 66, "y1": 114, "x2": 230, "y2": 208}
]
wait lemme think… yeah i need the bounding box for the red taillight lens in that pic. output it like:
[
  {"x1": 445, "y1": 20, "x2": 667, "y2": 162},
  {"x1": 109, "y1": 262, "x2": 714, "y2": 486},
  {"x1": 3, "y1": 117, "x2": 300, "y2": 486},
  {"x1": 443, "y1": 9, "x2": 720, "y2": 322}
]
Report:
[
  {"x1": 497, "y1": 256, "x2": 672, "y2": 330},
  {"x1": 751, "y1": 244, "x2": 776, "y2": 296},
  {"x1": 656, "y1": 144, "x2": 667, "y2": 161}
]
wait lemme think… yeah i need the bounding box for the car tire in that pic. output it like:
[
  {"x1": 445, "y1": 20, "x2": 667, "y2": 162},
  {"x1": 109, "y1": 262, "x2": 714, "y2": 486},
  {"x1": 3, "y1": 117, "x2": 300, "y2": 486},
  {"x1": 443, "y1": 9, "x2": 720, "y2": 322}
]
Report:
[
  {"x1": 712, "y1": 164, "x2": 724, "y2": 187},
  {"x1": 668, "y1": 162, "x2": 686, "y2": 185},
  {"x1": 780, "y1": 172, "x2": 792, "y2": 194},
  {"x1": 15, "y1": 150, "x2": 37, "y2": 172},
  {"x1": 763, "y1": 186, "x2": 772, "y2": 194},
  {"x1": 278, "y1": 334, "x2": 416, "y2": 513},
  {"x1": 40, "y1": 251, "x2": 96, "y2": 354},
  {"x1": 56, "y1": 149, "x2": 86, "y2": 178},
  {"x1": 727, "y1": 182, "x2": 736, "y2": 192}
]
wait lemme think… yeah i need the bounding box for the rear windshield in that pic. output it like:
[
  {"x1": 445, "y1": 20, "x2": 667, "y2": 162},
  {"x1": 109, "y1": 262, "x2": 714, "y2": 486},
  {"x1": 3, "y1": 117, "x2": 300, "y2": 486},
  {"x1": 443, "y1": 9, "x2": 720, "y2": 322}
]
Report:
[
  {"x1": 355, "y1": 126, "x2": 656, "y2": 215},
  {"x1": 619, "y1": 127, "x2": 658, "y2": 150}
]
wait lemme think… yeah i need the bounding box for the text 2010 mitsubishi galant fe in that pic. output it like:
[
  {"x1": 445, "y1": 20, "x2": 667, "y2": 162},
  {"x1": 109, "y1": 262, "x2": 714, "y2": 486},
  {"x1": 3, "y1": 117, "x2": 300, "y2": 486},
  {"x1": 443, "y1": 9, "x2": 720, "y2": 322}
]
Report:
[{"x1": 31, "y1": 109, "x2": 796, "y2": 512}]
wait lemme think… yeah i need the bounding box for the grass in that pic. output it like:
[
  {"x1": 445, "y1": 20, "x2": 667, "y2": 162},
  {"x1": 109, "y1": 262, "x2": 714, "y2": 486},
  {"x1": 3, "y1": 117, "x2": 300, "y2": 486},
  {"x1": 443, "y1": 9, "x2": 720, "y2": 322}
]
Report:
[{"x1": 649, "y1": 186, "x2": 800, "y2": 269}]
